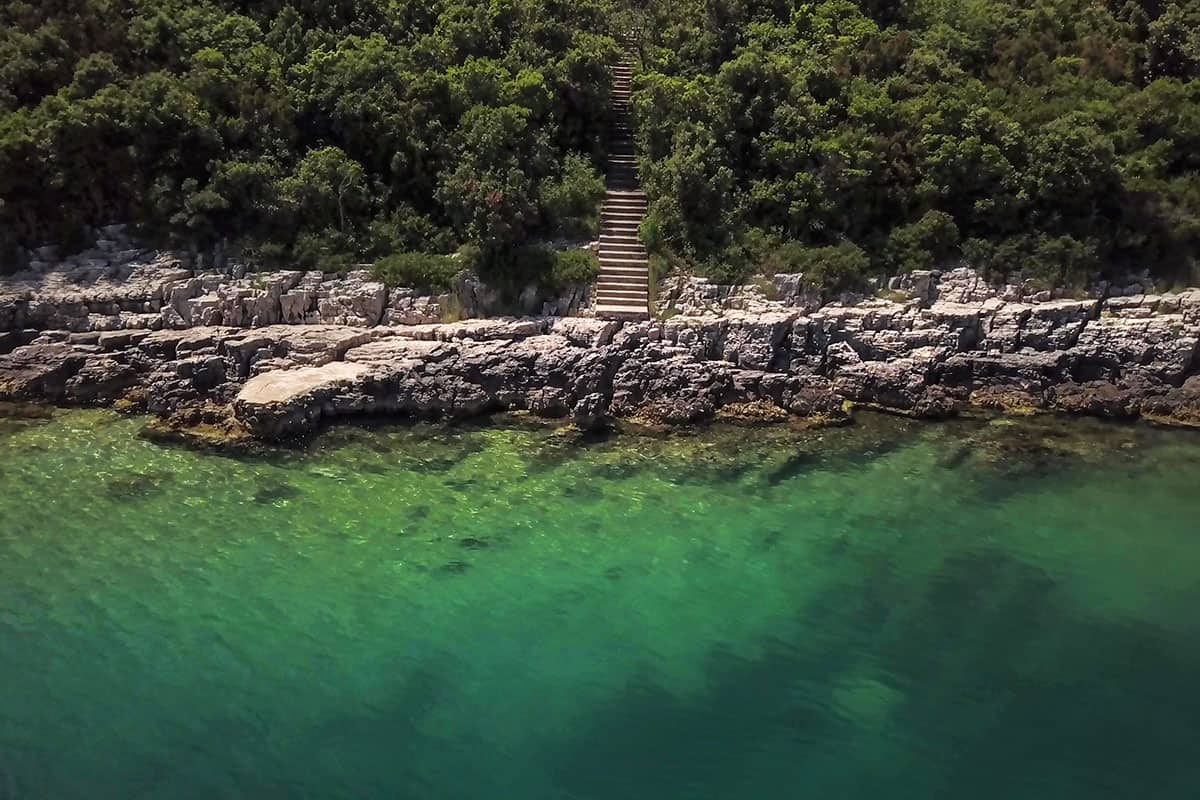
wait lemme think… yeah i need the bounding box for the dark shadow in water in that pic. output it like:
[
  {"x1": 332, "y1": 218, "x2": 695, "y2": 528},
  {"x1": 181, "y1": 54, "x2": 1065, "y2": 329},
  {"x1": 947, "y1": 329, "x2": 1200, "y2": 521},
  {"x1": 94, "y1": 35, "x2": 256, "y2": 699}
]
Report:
[
  {"x1": 252, "y1": 481, "x2": 302, "y2": 504},
  {"x1": 104, "y1": 471, "x2": 176, "y2": 501},
  {"x1": 764, "y1": 451, "x2": 823, "y2": 485},
  {"x1": 545, "y1": 545, "x2": 1200, "y2": 800},
  {"x1": 458, "y1": 537, "x2": 489, "y2": 550}
]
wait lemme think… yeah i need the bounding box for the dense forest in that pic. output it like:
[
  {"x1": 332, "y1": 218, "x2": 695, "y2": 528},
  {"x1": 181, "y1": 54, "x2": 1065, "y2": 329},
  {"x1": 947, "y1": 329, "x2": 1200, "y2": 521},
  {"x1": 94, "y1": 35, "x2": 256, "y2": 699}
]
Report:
[
  {"x1": 631, "y1": 0, "x2": 1200, "y2": 288},
  {"x1": 3, "y1": 1, "x2": 1200, "y2": 291},
  {"x1": 0, "y1": 0, "x2": 616, "y2": 283}
]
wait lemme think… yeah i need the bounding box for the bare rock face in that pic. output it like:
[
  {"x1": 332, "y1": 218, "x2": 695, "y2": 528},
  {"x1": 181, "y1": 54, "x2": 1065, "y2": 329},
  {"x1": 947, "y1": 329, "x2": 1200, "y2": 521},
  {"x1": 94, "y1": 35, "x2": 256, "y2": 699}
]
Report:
[
  {"x1": 610, "y1": 347, "x2": 731, "y2": 424},
  {"x1": 551, "y1": 317, "x2": 621, "y2": 348},
  {"x1": 1140, "y1": 376, "x2": 1200, "y2": 427},
  {"x1": 4, "y1": 255, "x2": 1200, "y2": 439},
  {"x1": 235, "y1": 362, "x2": 373, "y2": 438},
  {"x1": 316, "y1": 271, "x2": 387, "y2": 327},
  {"x1": 393, "y1": 317, "x2": 549, "y2": 342},
  {"x1": 382, "y1": 287, "x2": 448, "y2": 325},
  {"x1": 0, "y1": 343, "x2": 88, "y2": 400}
]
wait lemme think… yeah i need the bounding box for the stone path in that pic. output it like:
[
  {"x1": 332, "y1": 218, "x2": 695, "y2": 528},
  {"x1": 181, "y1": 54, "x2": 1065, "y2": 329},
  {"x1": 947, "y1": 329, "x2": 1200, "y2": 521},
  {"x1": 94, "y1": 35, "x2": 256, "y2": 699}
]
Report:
[{"x1": 595, "y1": 44, "x2": 650, "y2": 320}]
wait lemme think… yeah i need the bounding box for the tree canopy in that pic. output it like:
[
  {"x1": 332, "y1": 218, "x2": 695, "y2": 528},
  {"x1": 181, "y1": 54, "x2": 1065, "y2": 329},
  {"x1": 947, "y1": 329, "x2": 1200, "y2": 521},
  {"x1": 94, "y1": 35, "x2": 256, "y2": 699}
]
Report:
[
  {"x1": 629, "y1": 0, "x2": 1200, "y2": 288},
  {"x1": 0, "y1": 0, "x2": 617, "y2": 272},
  {"x1": 4, "y1": 0, "x2": 1200, "y2": 292}
]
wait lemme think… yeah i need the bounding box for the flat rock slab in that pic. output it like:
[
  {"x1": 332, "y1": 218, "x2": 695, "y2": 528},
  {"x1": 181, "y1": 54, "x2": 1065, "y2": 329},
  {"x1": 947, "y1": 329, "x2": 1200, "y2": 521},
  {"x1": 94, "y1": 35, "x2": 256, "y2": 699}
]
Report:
[{"x1": 237, "y1": 362, "x2": 369, "y2": 407}]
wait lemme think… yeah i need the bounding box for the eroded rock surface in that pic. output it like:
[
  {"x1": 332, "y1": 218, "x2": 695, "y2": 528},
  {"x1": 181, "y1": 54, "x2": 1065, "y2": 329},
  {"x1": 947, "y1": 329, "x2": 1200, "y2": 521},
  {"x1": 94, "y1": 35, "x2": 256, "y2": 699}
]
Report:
[{"x1": 3, "y1": 254, "x2": 1200, "y2": 439}]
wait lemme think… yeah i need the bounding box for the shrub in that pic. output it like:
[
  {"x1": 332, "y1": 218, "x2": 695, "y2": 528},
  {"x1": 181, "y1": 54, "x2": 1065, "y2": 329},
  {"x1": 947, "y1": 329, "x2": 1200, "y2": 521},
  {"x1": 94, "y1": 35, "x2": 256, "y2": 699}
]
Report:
[
  {"x1": 548, "y1": 248, "x2": 600, "y2": 287},
  {"x1": 884, "y1": 211, "x2": 960, "y2": 273},
  {"x1": 372, "y1": 252, "x2": 461, "y2": 290},
  {"x1": 765, "y1": 241, "x2": 873, "y2": 295},
  {"x1": 476, "y1": 244, "x2": 599, "y2": 300},
  {"x1": 541, "y1": 154, "x2": 606, "y2": 238},
  {"x1": 964, "y1": 234, "x2": 1098, "y2": 289},
  {"x1": 292, "y1": 230, "x2": 358, "y2": 271}
]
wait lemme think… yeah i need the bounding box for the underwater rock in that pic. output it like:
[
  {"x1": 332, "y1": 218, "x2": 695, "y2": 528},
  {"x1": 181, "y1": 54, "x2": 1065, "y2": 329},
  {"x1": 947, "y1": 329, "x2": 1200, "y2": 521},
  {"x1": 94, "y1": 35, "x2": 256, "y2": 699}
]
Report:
[
  {"x1": 252, "y1": 482, "x2": 302, "y2": 504},
  {"x1": 458, "y1": 537, "x2": 489, "y2": 550},
  {"x1": 104, "y1": 472, "x2": 173, "y2": 500}
]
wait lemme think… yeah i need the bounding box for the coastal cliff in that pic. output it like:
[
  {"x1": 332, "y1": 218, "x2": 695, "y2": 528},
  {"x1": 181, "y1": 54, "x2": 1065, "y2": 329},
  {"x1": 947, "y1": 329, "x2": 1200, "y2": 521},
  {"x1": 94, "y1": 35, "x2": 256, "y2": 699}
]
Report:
[{"x1": 2, "y1": 241, "x2": 1199, "y2": 440}]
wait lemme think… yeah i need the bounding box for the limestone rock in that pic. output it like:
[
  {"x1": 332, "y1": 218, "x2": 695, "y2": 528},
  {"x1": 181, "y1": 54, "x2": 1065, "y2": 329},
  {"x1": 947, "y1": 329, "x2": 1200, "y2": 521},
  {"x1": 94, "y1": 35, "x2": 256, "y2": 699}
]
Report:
[
  {"x1": 235, "y1": 362, "x2": 372, "y2": 437},
  {"x1": 0, "y1": 343, "x2": 87, "y2": 399},
  {"x1": 316, "y1": 271, "x2": 387, "y2": 326}
]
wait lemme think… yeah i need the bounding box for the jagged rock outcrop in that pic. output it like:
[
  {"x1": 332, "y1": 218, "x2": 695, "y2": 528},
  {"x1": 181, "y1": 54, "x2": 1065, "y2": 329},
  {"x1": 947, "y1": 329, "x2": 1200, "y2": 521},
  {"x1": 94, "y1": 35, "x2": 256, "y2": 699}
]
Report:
[
  {"x1": 1, "y1": 238, "x2": 591, "y2": 335},
  {"x1": 3, "y1": 253, "x2": 1199, "y2": 439}
]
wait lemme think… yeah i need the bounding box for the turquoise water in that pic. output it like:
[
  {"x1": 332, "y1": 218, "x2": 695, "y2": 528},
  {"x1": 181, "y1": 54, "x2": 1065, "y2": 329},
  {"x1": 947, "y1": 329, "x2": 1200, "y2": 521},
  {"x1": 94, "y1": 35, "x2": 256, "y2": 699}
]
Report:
[{"x1": 0, "y1": 410, "x2": 1198, "y2": 798}]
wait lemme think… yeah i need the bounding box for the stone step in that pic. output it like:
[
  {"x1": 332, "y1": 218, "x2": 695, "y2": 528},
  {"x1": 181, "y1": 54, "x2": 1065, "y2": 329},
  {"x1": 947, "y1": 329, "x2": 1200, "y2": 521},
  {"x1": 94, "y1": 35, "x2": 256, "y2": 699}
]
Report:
[
  {"x1": 598, "y1": 270, "x2": 648, "y2": 282},
  {"x1": 596, "y1": 287, "x2": 649, "y2": 300},
  {"x1": 598, "y1": 267, "x2": 649, "y2": 279},
  {"x1": 603, "y1": 195, "x2": 647, "y2": 205},
  {"x1": 596, "y1": 291, "x2": 648, "y2": 303},
  {"x1": 595, "y1": 306, "x2": 650, "y2": 321},
  {"x1": 599, "y1": 257, "x2": 649, "y2": 269},
  {"x1": 597, "y1": 275, "x2": 648, "y2": 287},
  {"x1": 600, "y1": 243, "x2": 644, "y2": 254},
  {"x1": 596, "y1": 292, "x2": 650, "y2": 306},
  {"x1": 597, "y1": 296, "x2": 650, "y2": 308},
  {"x1": 600, "y1": 249, "x2": 647, "y2": 260},
  {"x1": 597, "y1": 275, "x2": 647, "y2": 285}
]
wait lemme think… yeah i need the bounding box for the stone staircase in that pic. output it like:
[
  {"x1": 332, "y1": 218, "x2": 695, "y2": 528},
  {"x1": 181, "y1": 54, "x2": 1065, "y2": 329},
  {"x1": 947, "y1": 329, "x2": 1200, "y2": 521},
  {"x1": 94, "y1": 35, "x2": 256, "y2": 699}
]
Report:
[{"x1": 595, "y1": 49, "x2": 650, "y2": 320}]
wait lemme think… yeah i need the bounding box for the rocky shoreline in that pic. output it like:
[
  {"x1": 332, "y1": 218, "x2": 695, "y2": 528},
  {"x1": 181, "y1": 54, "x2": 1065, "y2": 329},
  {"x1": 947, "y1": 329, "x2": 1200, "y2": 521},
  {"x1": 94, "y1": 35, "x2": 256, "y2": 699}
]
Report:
[{"x1": 2, "y1": 239, "x2": 1199, "y2": 442}]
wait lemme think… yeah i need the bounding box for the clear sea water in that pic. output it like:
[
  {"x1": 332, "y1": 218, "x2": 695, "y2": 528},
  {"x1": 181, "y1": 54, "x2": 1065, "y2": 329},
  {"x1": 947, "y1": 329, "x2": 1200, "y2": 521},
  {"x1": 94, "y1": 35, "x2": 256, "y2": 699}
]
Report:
[{"x1": 0, "y1": 409, "x2": 1198, "y2": 799}]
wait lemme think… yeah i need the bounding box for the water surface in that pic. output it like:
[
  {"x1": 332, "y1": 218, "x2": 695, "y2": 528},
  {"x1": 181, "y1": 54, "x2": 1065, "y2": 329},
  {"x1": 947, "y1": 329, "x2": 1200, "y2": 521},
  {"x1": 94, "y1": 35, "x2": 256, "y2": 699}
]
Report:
[{"x1": 1, "y1": 410, "x2": 1198, "y2": 798}]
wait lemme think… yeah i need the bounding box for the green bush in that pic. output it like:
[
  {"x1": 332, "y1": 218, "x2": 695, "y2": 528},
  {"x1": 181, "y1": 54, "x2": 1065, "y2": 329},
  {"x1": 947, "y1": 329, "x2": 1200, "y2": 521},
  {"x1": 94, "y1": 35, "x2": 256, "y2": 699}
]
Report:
[
  {"x1": 292, "y1": 230, "x2": 358, "y2": 271},
  {"x1": 764, "y1": 242, "x2": 874, "y2": 295},
  {"x1": 885, "y1": 211, "x2": 961, "y2": 273},
  {"x1": 371, "y1": 253, "x2": 461, "y2": 290},
  {"x1": 480, "y1": 244, "x2": 598, "y2": 297},
  {"x1": 541, "y1": 154, "x2": 606, "y2": 239},
  {"x1": 964, "y1": 234, "x2": 1098, "y2": 290},
  {"x1": 548, "y1": 248, "x2": 600, "y2": 287}
]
